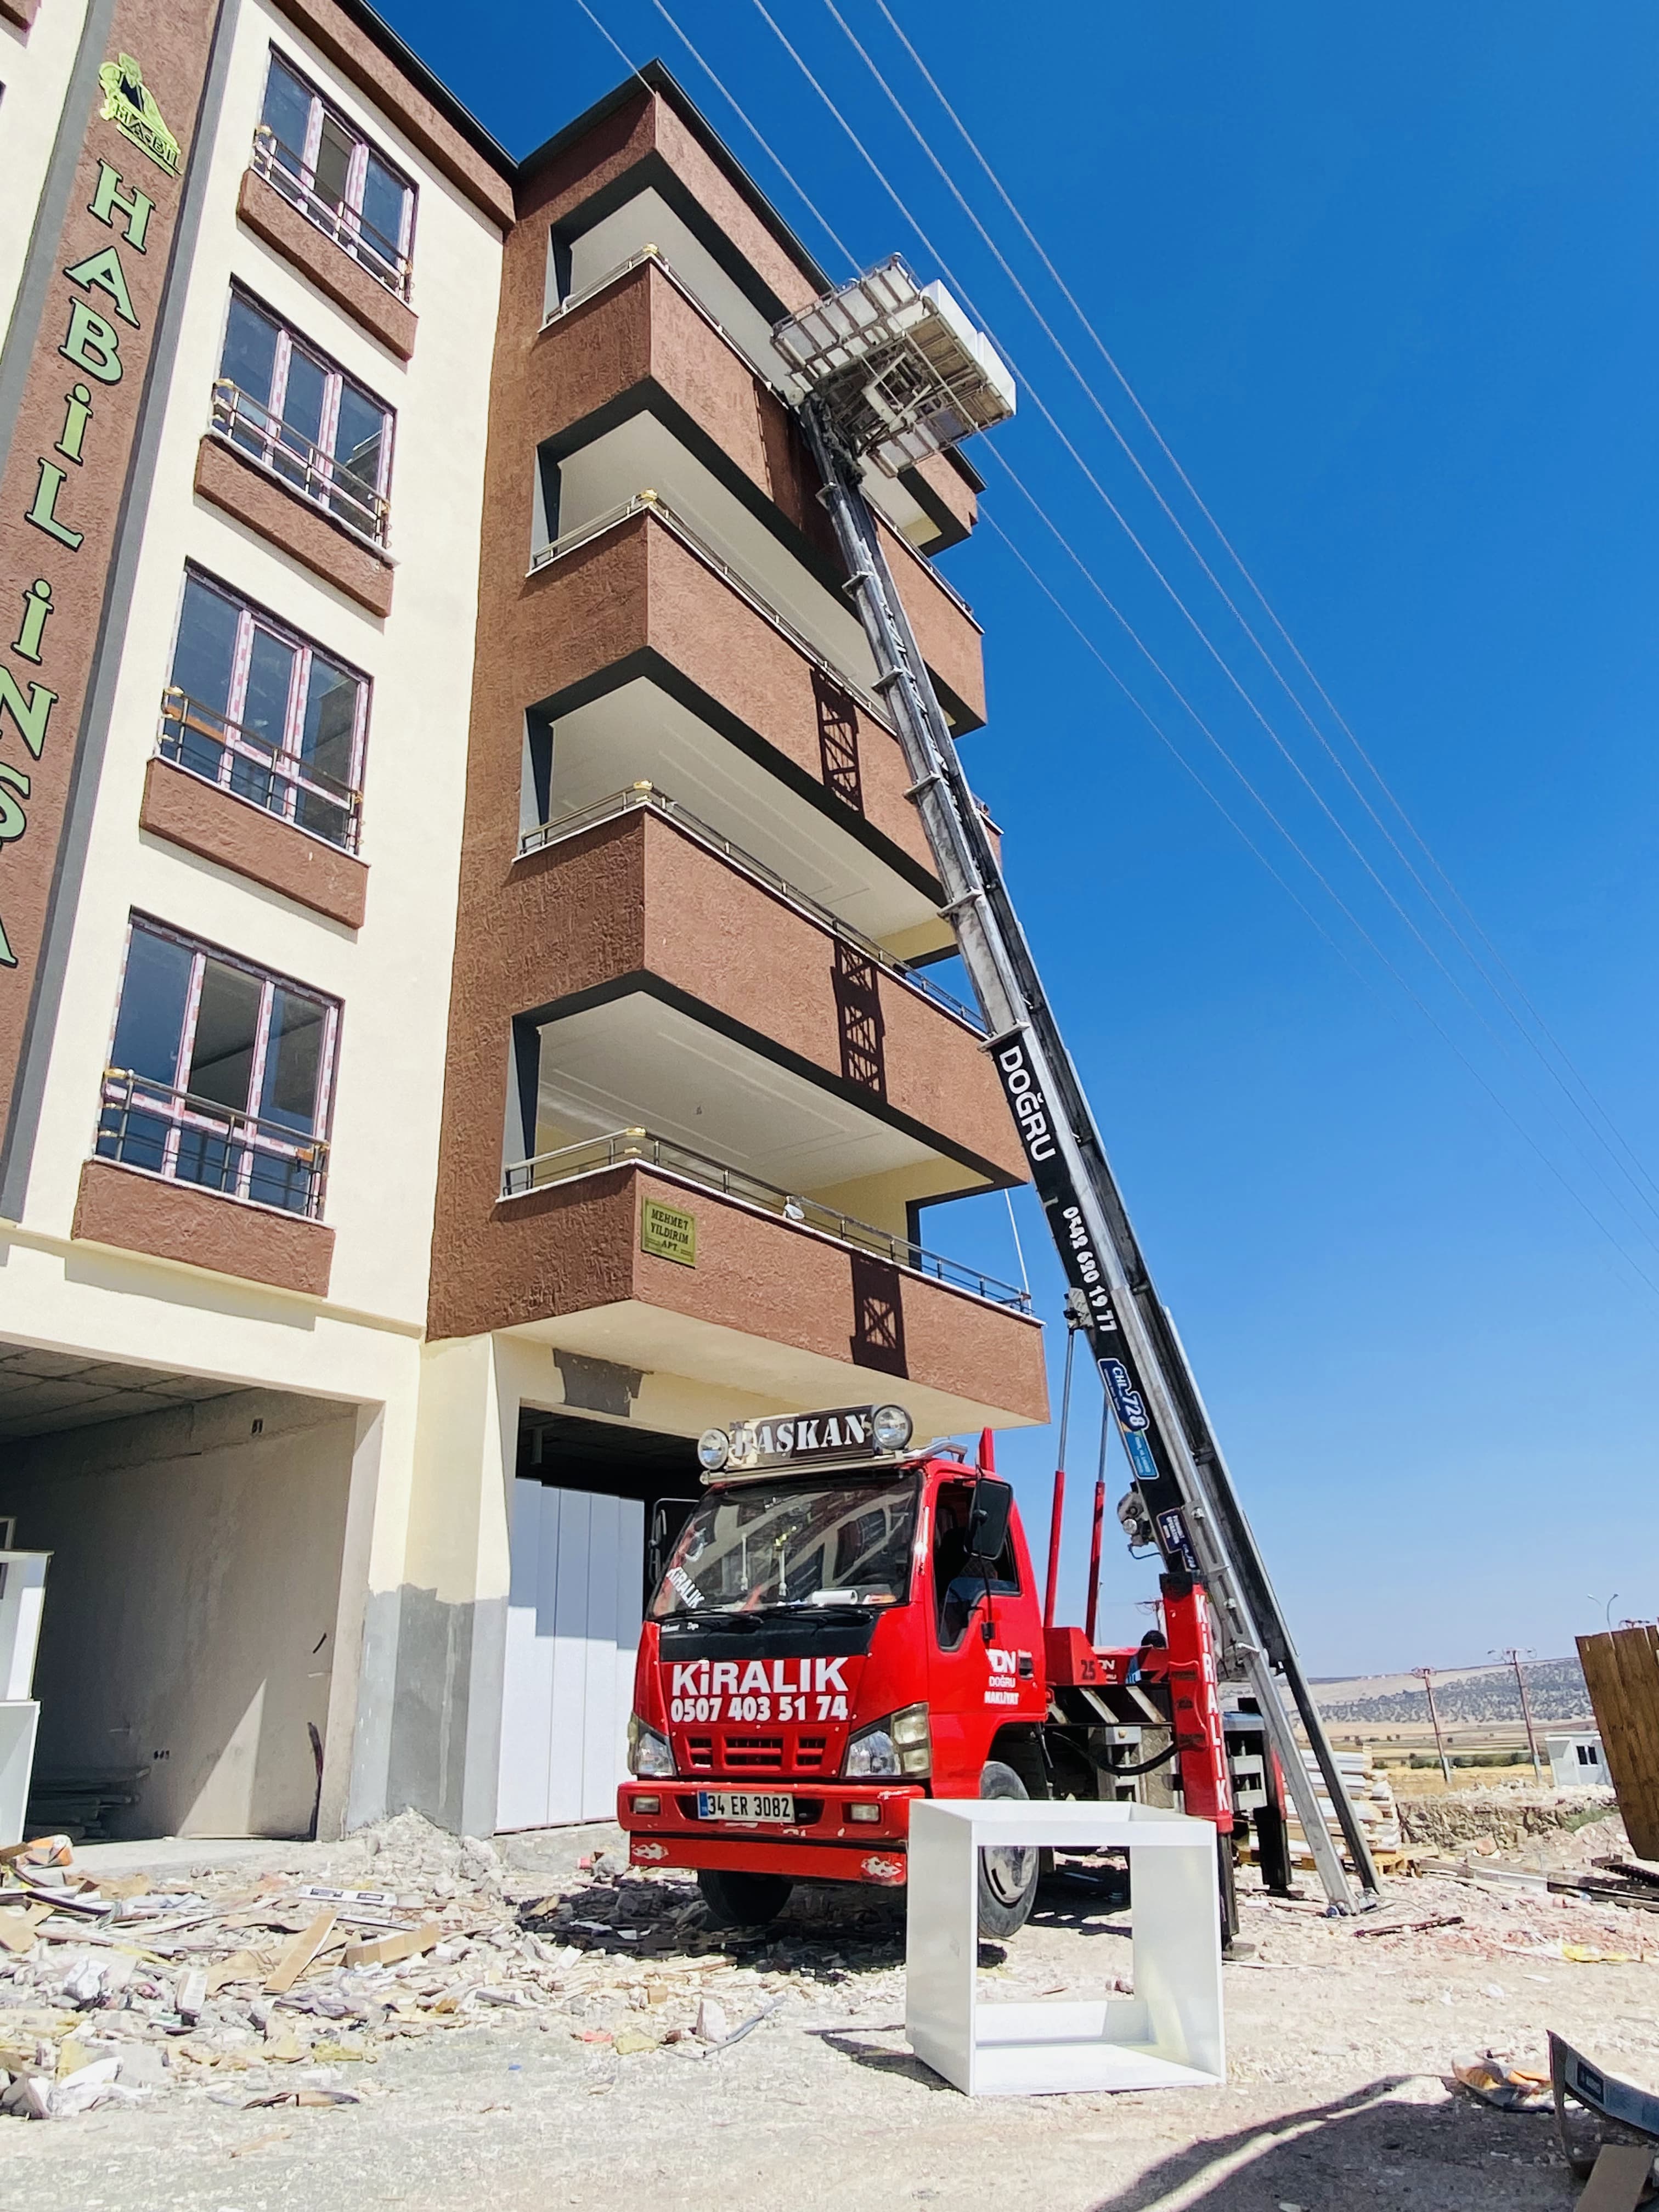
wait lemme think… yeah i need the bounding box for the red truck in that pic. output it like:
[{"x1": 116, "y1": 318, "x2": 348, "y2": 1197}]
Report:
[{"x1": 617, "y1": 1400, "x2": 1281, "y2": 1937}]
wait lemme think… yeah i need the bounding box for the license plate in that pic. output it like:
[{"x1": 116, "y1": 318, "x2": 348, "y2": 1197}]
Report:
[{"x1": 696, "y1": 1790, "x2": 795, "y2": 1824}]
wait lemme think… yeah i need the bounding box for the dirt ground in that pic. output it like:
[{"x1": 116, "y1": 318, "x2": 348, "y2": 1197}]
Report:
[{"x1": 1, "y1": 1802, "x2": 1654, "y2": 2212}]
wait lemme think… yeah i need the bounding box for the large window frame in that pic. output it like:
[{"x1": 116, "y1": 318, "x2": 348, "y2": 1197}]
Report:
[
  {"x1": 212, "y1": 286, "x2": 394, "y2": 545},
  {"x1": 96, "y1": 918, "x2": 341, "y2": 1221},
  {"x1": 253, "y1": 49, "x2": 416, "y2": 299},
  {"x1": 160, "y1": 568, "x2": 370, "y2": 853}
]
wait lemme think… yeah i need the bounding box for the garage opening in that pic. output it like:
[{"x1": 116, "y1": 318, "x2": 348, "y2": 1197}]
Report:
[
  {"x1": 498, "y1": 1407, "x2": 699, "y2": 1831},
  {"x1": 0, "y1": 1345, "x2": 356, "y2": 1843}
]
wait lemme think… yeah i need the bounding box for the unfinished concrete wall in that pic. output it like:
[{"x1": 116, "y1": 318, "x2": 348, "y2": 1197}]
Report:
[{"x1": 1, "y1": 1390, "x2": 354, "y2": 1841}]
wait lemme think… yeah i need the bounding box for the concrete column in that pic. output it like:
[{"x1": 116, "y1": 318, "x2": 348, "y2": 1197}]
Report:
[{"x1": 345, "y1": 1335, "x2": 516, "y2": 1837}]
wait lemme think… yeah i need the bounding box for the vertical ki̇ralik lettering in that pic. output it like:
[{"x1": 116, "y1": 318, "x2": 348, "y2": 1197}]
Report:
[{"x1": 0, "y1": 19, "x2": 217, "y2": 1171}]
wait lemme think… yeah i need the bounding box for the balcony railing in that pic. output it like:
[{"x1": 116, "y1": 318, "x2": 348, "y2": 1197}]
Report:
[
  {"x1": 158, "y1": 687, "x2": 363, "y2": 854},
  {"x1": 96, "y1": 1068, "x2": 329, "y2": 1220},
  {"x1": 518, "y1": 783, "x2": 981, "y2": 1031},
  {"x1": 500, "y1": 1127, "x2": 1031, "y2": 1313},
  {"x1": 210, "y1": 377, "x2": 389, "y2": 546},
  {"x1": 251, "y1": 125, "x2": 411, "y2": 300}
]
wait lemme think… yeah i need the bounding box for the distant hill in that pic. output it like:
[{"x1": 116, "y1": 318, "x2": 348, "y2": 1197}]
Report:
[{"x1": 1314, "y1": 1656, "x2": 1593, "y2": 1728}]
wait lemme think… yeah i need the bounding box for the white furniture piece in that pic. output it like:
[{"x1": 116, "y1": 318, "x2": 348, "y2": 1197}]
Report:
[
  {"x1": 0, "y1": 1553, "x2": 49, "y2": 1849},
  {"x1": 906, "y1": 1799, "x2": 1224, "y2": 2096}
]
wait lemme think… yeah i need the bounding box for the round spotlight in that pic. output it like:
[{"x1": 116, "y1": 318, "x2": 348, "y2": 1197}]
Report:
[
  {"x1": 871, "y1": 1403, "x2": 913, "y2": 1452},
  {"x1": 696, "y1": 1427, "x2": 731, "y2": 1472}
]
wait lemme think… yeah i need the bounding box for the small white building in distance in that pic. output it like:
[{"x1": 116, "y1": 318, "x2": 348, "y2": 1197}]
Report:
[{"x1": 1545, "y1": 1733, "x2": 1609, "y2": 1790}]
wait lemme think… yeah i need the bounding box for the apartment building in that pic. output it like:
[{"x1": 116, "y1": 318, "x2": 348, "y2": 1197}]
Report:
[{"x1": 0, "y1": 0, "x2": 1047, "y2": 1844}]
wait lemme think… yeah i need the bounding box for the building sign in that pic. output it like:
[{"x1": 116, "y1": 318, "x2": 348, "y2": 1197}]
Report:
[
  {"x1": 640, "y1": 1197, "x2": 697, "y2": 1266},
  {"x1": 0, "y1": 3, "x2": 221, "y2": 1184}
]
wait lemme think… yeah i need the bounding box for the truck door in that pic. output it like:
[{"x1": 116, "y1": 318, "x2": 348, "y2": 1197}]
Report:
[{"x1": 925, "y1": 1477, "x2": 1024, "y2": 1793}]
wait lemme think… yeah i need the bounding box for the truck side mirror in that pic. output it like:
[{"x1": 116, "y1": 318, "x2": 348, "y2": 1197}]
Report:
[{"x1": 964, "y1": 1478, "x2": 1013, "y2": 1567}]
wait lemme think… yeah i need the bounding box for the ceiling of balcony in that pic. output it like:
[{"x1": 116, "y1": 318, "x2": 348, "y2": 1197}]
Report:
[
  {"x1": 533, "y1": 994, "x2": 986, "y2": 1205},
  {"x1": 539, "y1": 679, "x2": 948, "y2": 955},
  {"x1": 555, "y1": 414, "x2": 878, "y2": 694}
]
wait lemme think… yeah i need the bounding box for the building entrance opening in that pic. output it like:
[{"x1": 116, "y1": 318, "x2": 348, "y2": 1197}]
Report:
[
  {"x1": 498, "y1": 1408, "x2": 698, "y2": 1832},
  {"x1": 0, "y1": 1346, "x2": 357, "y2": 1843}
]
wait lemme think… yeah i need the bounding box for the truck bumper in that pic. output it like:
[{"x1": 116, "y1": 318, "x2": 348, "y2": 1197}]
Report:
[{"x1": 617, "y1": 1781, "x2": 922, "y2": 1886}]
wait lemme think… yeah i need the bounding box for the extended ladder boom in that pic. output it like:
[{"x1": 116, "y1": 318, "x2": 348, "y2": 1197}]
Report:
[{"x1": 799, "y1": 400, "x2": 1379, "y2": 1909}]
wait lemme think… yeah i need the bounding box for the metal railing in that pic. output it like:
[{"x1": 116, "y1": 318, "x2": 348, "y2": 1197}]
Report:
[
  {"x1": 251, "y1": 125, "x2": 411, "y2": 299},
  {"x1": 210, "y1": 377, "x2": 389, "y2": 546},
  {"x1": 158, "y1": 687, "x2": 363, "y2": 854},
  {"x1": 97, "y1": 1068, "x2": 329, "y2": 1219},
  {"x1": 528, "y1": 489, "x2": 893, "y2": 733},
  {"x1": 500, "y1": 1127, "x2": 1031, "y2": 1313},
  {"x1": 518, "y1": 783, "x2": 981, "y2": 1030}
]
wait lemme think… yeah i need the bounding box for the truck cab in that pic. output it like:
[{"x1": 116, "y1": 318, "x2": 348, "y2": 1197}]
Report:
[{"x1": 617, "y1": 1399, "x2": 1242, "y2": 1933}]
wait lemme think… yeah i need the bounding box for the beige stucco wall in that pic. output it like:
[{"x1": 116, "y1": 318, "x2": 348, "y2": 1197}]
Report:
[
  {"x1": 1, "y1": 1387, "x2": 356, "y2": 1839},
  {"x1": 0, "y1": 0, "x2": 93, "y2": 346}
]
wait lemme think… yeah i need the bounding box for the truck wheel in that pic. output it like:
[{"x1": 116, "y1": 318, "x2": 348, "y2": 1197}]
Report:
[
  {"x1": 978, "y1": 1760, "x2": 1040, "y2": 1938},
  {"x1": 696, "y1": 1868, "x2": 794, "y2": 1927}
]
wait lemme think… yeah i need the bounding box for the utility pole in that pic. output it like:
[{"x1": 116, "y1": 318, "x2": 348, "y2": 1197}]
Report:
[
  {"x1": 1413, "y1": 1667, "x2": 1452, "y2": 1785},
  {"x1": 1493, "y1": 1646, "x2": 1543, "y2": 1783}
]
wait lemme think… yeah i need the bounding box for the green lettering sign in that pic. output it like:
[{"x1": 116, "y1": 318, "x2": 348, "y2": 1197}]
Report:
[
  {"x1": 641, "y1": 1199, "x2": 697, "y2": 1267},
  {"x1": 60, "y1": 300, "x2": 123, "y2": 385}
]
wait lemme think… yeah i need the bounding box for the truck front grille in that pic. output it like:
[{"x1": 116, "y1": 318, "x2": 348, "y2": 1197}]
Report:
[{"x1": 724, "y1": 1735, "x2": 785, "y2": 1770}]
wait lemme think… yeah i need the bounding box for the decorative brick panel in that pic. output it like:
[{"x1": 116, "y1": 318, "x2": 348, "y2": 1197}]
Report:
[
  {"x1": 236, "y1": 168, "x2": 417, "y2": 360},
  {"x1": 139, "y1": 756, "x2": 368, "y2": 928},
  {"x1": 193, "y1": 436, "x2": 394, "y2": 618},
  {"x1": 73, "y1": 1159, "x2": 335, "y2": 1297}
]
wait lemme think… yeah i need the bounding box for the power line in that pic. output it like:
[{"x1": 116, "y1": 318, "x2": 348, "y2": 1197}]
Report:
[
  {"x1": 860, "y1": 0, "x2": 1659, "y2": 1228},
  {"x1": 823, "y1": 0, "x2": 1659, "y2": 1239},
  {"x1": 572, "y1": 1, "x2": 1659, "y2": 1300}
]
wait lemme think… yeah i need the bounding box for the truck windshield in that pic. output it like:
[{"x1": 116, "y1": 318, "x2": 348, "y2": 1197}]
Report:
[{"x1": 650, "y1": 1474, "x2": 919, "y2": 1618}]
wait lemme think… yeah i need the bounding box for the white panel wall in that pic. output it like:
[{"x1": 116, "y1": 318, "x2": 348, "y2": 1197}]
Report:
[{"x1": 498, "y1": 1483, "x2": 644, "y2": 1831}]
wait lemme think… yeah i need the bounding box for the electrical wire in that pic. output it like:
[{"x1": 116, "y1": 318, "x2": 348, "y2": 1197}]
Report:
[
  {"x1": 727, "y1": 0, "x2": 1659, "y2": 1283},
  {"x1": 816, "y1": 0, "x2": 1659, "y2": 1245},
  {"x1": 860, "y1": 0, "x2": 1659, "y2": 1231},
  {"x1": 573, "y1": 0, "x2": 1659, "y2": 1300}
]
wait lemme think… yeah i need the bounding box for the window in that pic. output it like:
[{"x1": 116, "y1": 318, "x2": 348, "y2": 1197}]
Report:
[
  {"x1": 213, "y1": 289, "x2": 393, "y2": 543},
  {"x1": 97, "y1": 921, "x2": 338, "y2": 1218},
  {"x1": 254, "y1": 51, "x2": 414, "y2": 297},
  {"x1": 933, "y1": 1480, "x2": 1020, "y2": 1652},
  {"x1": 161, "y1": 572, "x2": 367, "y2": 850}
]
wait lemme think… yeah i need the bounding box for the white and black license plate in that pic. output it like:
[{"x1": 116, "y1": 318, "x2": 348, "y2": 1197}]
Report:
[{"x1": 696, "y1": 1790, "x2": 795, "y2": 1824}]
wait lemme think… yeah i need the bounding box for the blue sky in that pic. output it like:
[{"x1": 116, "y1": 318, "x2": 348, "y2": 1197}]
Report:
[{"x1": 384, "y1": 2, "x2": 1658, "y2": 1674}]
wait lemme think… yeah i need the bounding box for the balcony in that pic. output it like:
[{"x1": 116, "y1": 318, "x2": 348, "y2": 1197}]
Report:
[
  {"x1": 251, "y1": 124, "x2": 412, "y2": 301},
  {"x1": 511, "y1": 499, "x2": 948, "y2": 946},
  {"x1": 210, "y1": 379, "x2": 388, "y2": 546},
  {"x1": 159, "y1": 688, "x2": 362, "y2": 853},
  {"x1": 429, "y1": 1129, "x2": 1047, "y2": 1435},
  {"x1": 501, "y1": 797, "x2": 1023, "y2": 1208},
  {"x1": 529, "y1": 257, "x2": 986, "y2": 727}
]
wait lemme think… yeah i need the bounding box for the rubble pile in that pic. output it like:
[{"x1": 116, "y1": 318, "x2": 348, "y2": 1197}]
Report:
[
  {"x1": 0, "y1": 1813, "x2": 909, "y2": 2123},
  {"x1": 1396, "y1": 1784, "x2": 1620, "y2": 1857}
]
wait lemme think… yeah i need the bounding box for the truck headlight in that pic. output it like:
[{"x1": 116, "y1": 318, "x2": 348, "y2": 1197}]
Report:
[
  {"x1": 697, "y1": 1427, "x2": 730, "y2": 1472},
  {"x1": 628, "y1": 1714, "x2": 675, "y2": 1778},
  {"x1": 871, "y1": 1403, "x2": 913, "y2": 1452},
  {"x1": 843, "y1": 1702, "x2": 930, "y2": 1779}
]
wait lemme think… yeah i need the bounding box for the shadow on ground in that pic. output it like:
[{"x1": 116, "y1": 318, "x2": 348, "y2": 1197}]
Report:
[{"x1": 1084, "y1": 2079, "x2": 1572, "y2": 2210}]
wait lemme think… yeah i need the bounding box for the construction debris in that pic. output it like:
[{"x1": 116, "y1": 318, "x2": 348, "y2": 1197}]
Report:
[{"x1": 0, "y1": 1813, "x2": 905, "y2": 2122}]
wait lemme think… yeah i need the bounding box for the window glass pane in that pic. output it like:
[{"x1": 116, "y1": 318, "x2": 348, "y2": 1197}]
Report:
[
  {"x1": 188, "y1": 960, "x2": 262, "y2": 1113},
  {"x1": 279, "y1": 345, "x2": 326, "y2": 453},
  {"x1": 260, "y1": 990, "x2": 325, "y2": 1131},
  {"x1": 313, "y1": 112, "x2": 353, "y2": 212},
  {"x1": 221, "y1": 295, "x2": 279, "y2": 410},
  {"x1": 260, "y1": 56, "x2": 313, "y2": 174},
  {"x1": 110, "y1": 928, "x2": 191, "y2": 1085},
  {"x1": 242, "y1": 628, "x2": 295, "y2": 752},
  {"x1": 330, "y1": 385, "x2": 386, "y2": 528},
  {"x1": 357, "y1": 155, "x2": 408, "y2": 268},
  {"x1": 168, "y1": 579, "x2": 240, "y2": 780},
  {"x1": 295, "y1": 655, "x2": 359, "y2": 845},
  {"x1": 298, "y1": 656, "x2": 357, "y2": 783}
]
